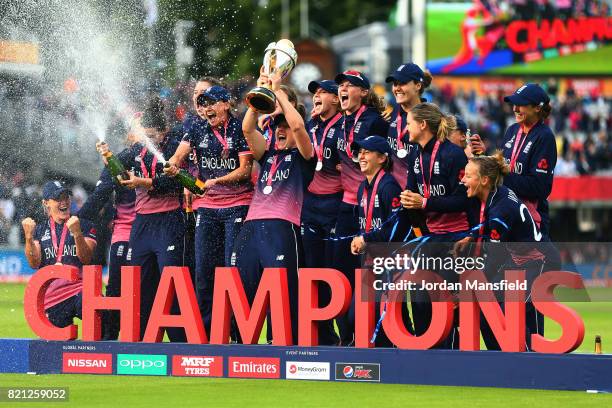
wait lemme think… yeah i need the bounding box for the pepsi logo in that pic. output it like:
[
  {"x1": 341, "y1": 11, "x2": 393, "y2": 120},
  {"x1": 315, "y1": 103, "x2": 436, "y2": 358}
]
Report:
[{"x1": 343, "y1": 366, "x2": 354, "y2": 378}]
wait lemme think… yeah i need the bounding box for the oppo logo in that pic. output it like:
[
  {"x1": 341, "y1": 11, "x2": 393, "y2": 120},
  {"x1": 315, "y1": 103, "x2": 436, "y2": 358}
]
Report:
[{"x1": 120, "y1": 359, "x2": 164, "y2": 369}]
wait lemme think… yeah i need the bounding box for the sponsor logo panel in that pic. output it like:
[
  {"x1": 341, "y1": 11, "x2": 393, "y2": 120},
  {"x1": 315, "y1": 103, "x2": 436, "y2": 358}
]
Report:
[
  {"x1": 172, "y1": 355, "x2": 223, "y2": 377},
  {"x1": 228, "y1": 357, "x2": 280, "y2": 379},
  {"x1": 62, "y1": 353, "x2": 112, "y2": 374},
  {"x1": 335, "y1": 363, "x2": 380, "y2": 382},
  {"x1": 117, "y1": 354, "x2": 167, "y2": 376},
  {"x1": 285, "y1": 361, "x2": 330, "y2": 381}
]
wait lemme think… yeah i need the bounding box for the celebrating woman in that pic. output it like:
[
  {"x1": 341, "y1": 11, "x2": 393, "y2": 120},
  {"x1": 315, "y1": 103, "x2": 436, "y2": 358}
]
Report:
[{"x1": 238, "y1": 70, "x2": 315, "y2": 343}]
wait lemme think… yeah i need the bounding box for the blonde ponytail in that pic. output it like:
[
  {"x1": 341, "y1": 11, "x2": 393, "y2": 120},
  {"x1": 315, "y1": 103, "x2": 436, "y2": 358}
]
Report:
[{"x1": 470, "y1": 150, "x2": 510, "y2": 187}]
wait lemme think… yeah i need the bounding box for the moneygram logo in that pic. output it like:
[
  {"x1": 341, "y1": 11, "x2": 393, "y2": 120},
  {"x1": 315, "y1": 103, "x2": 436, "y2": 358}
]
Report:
[
  {"x1": 285, "y1": 361, "x2": 330, "y2": 381},
  {"x1": 117, "y1": 354, "x2": 167, "y2": 376},
  {"x1": 335, "y1": 363, "x2": 380, "y2": 382},
  {"x1": 172, "y1": 355, "x2": 223, "y2": 377},
  {"x1": 62, "y1": 353, "x2": 112, "y2": 374},
  {"x1": 228, "y1": 357, "x2": 280, "y2": 379}
]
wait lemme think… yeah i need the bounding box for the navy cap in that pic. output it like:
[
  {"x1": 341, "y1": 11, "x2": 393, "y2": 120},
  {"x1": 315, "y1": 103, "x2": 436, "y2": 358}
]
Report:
[
  {"x1": 308, "y1": 80, "x2": 339, "y2": 95},
  {"x1": 504, "y1": 83, "x2": 550, "y2": 106},
  {"x1": 42, "y1": 181, "x2": 72, "y2": 200},
  {"x1": 335, "y1": 70, "x2": 370, "y2": 89},
  {"x1": 455, "y1": 116, "x2": 468, "y2": 133},
  {"x1": 351, "y1": 135, "x2": 392, "y2": 157},
  {"x1": 199, "y1": 85, "x2": 231, "y2": 104},
  {"x1": 386, "y1": 63, "x2": 425, "y2": 84}
]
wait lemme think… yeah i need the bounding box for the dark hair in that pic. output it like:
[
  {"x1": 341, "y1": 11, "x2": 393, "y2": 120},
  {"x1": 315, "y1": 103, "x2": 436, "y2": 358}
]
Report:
[
  {"x1": 537, "y1": 102, "x2": 552, "y2": 120},
  {"x1": 141, "y1": 97, "x2": 167, "y2": 131},
  {"x1": 469, "y1": 150, "x2": 510, "y2": 187}
]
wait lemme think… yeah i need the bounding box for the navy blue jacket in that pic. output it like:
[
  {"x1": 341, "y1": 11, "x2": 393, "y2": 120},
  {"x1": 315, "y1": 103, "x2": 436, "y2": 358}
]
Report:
[
  {"x1": 406, "y1": 138, "x2": 470, "y2": 234},
  {"x1": 501, "y1": 121, "x2": 556, "y2": 237},
  {"x1": 357, "y1": 170, "x2": 403, "y2": 242}
]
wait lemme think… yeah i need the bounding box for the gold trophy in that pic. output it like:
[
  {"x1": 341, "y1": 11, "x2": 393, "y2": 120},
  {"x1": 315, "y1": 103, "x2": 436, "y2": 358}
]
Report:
[{"x1": 245, "y1": 39, "x2": 298, "y2": 114}]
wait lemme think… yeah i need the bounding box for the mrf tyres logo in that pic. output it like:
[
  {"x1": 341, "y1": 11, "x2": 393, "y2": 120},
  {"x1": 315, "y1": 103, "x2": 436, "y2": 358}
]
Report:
[
  {"x1": 117, "y1": 354, "x2": 167, "y2": 376},
  {"x1": 335, "y1": 363, "x2": 380, "y2": 382},
  {"x1": 172, "y1": 355, "x2": 223, "y2": 377},
  {"x1": 228, "y1": 357, "x2": 280, "y2": 379}
]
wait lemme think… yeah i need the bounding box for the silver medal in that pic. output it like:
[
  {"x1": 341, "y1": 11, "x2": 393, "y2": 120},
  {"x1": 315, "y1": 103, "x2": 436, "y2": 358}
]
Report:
[
  {"x1": 397, "y1": 149, "x2": 408, "y2": 158},
  {"x1": 263, "y1": 185, "x2": 273, "y2": 195},
  {"x1": 315, "y1": 161, "x2": 323, "y2": 171}
]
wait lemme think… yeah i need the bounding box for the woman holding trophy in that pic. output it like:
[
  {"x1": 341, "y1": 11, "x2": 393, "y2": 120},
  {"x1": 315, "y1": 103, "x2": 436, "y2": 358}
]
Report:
[{"x1": 238, "y1": 40, "x2": 315, "y2": 343}]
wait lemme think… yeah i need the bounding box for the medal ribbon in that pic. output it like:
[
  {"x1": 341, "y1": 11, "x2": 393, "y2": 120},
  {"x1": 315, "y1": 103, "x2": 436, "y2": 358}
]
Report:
[
  {"x1": 395, "y1": 111, "x2": 409, "y2": 152},
  {"x1": 314, "y1": 113, "x2": 342, "y2": 165},
  {"x1": 211, "y1": 119, "x2": 229, "y2": 152},
  {"x1": 140, "y1": 147, "x2": 157, "y2": 179},
  {"x1": 509, "y1": 128, "x2": 528, "y2": 172},
  {"x1": 50, "y1": 218, "x2": 69, "y2": 264},
  {"x1": 364, "y1": 170, "x2": 385, "y2": 232},
  {"x1": 265, "y1": 154, "x2": 283, "y2": 189},
  {"x1": 344, "y1": 105, "x2": 367, "y2": 158},
  {"x1": 419, "y1": 140, "x2": 441, "y2": 198}
]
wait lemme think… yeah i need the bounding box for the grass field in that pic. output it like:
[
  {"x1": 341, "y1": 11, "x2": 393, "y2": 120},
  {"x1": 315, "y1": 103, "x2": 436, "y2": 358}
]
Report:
[{"x1": 2, "y1": 283, "x2": 612, "y2": 407}]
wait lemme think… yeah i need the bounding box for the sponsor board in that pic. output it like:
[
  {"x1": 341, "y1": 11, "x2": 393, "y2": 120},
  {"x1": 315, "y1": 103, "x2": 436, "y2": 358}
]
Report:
[
  {"x1": 117, "y1": 354, "x2": 167, "y2": 376},
  {"x1": 172, "y1": 355, "x2": 223, "y2": 377},
  {"x1": 335, "y1": 363, "x2": 380, "y2": 382},
  {"x1": 62, "y1": 353, "x2": 112, "y2": 374},
  {"x1": 228, "y1": 357, "x2": 280, "y2": 379},
  {"x1": 285, "y1": 361, "x2": 330, "y2": 381}
]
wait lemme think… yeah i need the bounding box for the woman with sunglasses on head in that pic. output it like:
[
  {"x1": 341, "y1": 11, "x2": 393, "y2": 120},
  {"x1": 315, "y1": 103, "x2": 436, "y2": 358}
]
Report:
[
  {"x1": 165, "y1": 85, "x2": 253, "y2": 337},
  {"x1": 238, "y1": 69, "x2": 315, "y2": 344},
  {"x1": 333, "y1": 70, "x2": 389, "y2": 346},
  {"x1": 301, "y1": 79, "x2": 343, "y2": 345}
]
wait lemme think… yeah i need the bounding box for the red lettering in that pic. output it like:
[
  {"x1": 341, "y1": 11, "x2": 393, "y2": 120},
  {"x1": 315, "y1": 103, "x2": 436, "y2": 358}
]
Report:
[
  {"x1": 506, "y1": 20, "x2": 531, "y2": 53},
  {"x1": 459, "y1": 270, "x2": 526, "y2": 352},
  {"x1": 24, "y1": 264, "x2": 79, "y2": 340},
  {"x1": 531, "y1": 271, "x2": 585, "y2": 353},
  {"x1": 143, "y1": 266, "x2": 206, "y2": 343},
  {"x1": 81, "y1": 265, "x2": 140, "y2": 342},
  {"x1": 354, "y1": 269, "x2": 376, "y2": 348},
  {"x1": 382, "y1": 270, "x2": 453, "y2": 349},
  {"x1": 298, "y1": 268, "x2": 351, "y2": 346},
  {"x1": 210, "y1": 267, "x2": 292, "y2": 345}
]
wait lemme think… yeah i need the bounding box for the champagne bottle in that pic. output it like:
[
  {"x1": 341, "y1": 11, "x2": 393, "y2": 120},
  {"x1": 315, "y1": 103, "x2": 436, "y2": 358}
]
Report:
[
  {"x1": 164, "y1": 163, "x2": 206, "y2": 195},
  {"x1": 595, "y1": 335, "x2": 602, "y2": 354},
  {"x1": 100, "y1": 143, "x2": 129, "y2": 181}
]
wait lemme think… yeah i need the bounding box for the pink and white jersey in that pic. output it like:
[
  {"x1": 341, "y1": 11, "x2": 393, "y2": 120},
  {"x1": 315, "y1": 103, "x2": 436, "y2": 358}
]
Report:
[
  {"x1": 246, "y1": 148, "x2": 316, "y2": 226},
  {"x1": 336, "y1": 106, "x2": 389, "y2": 205}
]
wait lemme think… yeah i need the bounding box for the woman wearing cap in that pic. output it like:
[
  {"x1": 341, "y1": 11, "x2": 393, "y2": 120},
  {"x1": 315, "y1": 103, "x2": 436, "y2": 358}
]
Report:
[
  {"x1": 334, "y1": 70, "x2": 389, "y2": 345},
  {"x1": 447, "y1": 115, "x2": 476, "y2": 158},
  {"x1": 117, "y1": 97, "x2": 186, "y2": 342},
  {"x1": 22, "y1": 181, "x2": 98, "y2": 329},
  {"x1": 165, "y1": 85, "x2": 253, "y2": 337},
  {"x1": 400, "y1": 102, "x2": 470, "y2": 348},
  {"x1": 301, "y1": 79, "x2": 343, "y2": 345},
  {"x1": 498, "y1": 83, "x2": 557, "y2": 341},
  {"x1": 351, "y1": 135, "x2": 410, "y2": 346},
  {"x1": 238, "y1": 70, "x2": 315, "y2": 344},
  {"x1": 385, "y1": 63, "x2": 433, "y2": 187},
  {"x1": 79, "y1": 120, "x2": 139, "y2": 340},
  {"x1": 458, "y1": 152, "x2": 545, "y2": 350},
  {"x1": 500, "y1": 83, "x2": 556, "y2": 239}
]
